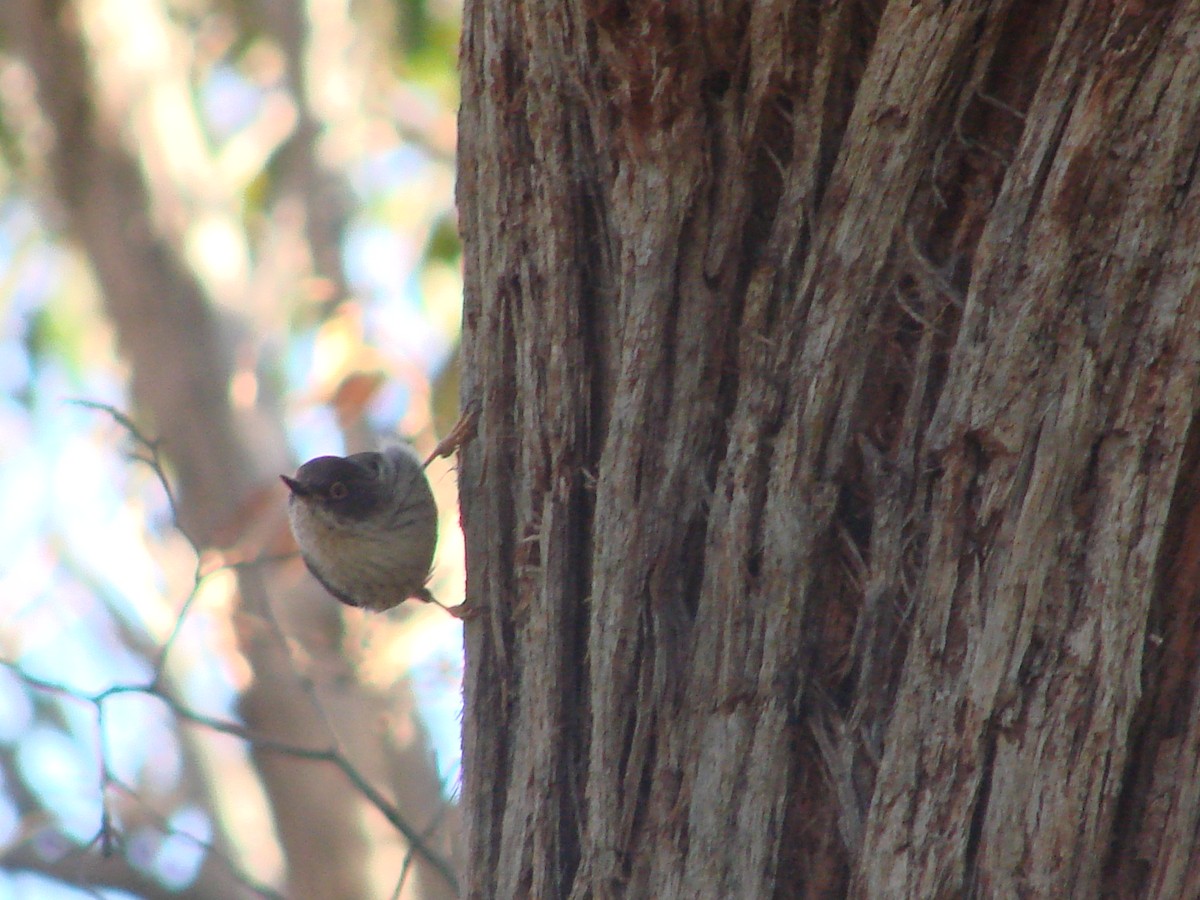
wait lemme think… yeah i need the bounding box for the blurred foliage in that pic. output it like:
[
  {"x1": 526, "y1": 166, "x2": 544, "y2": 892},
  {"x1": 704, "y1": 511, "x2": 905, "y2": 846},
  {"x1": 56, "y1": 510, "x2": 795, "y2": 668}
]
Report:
[
  {"x1": 0, "y1": 0, "x2": 465, "y2": 895},
  {"x1": 426, "y1": 212, "x2": 461, "y2": 265}
]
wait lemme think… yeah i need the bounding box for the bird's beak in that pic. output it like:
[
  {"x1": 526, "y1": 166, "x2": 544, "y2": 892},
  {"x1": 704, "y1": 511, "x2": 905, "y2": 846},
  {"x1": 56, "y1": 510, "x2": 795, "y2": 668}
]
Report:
[{"x1": 280, "y1": 475, "x2": 311, "y2": 497}]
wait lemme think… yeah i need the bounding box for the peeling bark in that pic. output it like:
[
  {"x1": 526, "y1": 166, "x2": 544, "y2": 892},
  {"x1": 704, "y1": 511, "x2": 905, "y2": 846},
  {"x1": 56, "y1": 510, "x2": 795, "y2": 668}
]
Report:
[{"x1": 458, "y1": 1, "x2": 1200, "y2": 897}]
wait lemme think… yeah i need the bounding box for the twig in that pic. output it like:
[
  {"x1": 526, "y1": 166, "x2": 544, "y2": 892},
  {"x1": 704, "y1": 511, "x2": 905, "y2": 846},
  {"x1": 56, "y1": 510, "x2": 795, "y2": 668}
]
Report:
[
  {"x1": 54, "y1": 401, "x2": 462, "y2": 893},
  {"x1": 69, "y1": 400, "x2": 183, "y2": 532},
  {"x1": 4, "y1": 663, "x2": 461, "y2": 893},
  {"x1": 423, "y1": 400, "x2": 480, "y2": 467}
]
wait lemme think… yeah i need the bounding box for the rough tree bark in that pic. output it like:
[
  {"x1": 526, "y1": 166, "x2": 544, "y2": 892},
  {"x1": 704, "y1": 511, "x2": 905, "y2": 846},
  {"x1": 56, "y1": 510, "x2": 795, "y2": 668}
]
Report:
[{"x1": 457, "y1": 1, "x2": 1200, "y2": 897}]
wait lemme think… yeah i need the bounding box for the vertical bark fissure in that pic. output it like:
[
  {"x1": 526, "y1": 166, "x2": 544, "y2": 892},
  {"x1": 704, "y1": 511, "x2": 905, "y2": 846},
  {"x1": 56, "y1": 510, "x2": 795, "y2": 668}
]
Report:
[
  {"x1": 692, "y1": 3, "x2": 1004, "y2": 892},
  {"x1": 861, "y1": 3, "x2": 1200, "y2": 895},
  {"x1": 460, "y1": 0, "x2": 1200, "y2": 896}
]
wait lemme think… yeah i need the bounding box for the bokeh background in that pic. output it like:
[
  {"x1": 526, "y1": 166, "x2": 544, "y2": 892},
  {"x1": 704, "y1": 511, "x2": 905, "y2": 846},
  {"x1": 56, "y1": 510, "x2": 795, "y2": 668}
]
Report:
[{"x1": 0, "y1": 1, "x2": 465, "y2": 897}]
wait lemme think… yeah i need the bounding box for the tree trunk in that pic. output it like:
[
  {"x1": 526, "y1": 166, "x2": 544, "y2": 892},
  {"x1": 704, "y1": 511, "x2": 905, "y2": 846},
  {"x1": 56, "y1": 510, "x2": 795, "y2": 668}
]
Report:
[{"x1": 456, "y1": 1, "x2": 1200, "y2": 896}]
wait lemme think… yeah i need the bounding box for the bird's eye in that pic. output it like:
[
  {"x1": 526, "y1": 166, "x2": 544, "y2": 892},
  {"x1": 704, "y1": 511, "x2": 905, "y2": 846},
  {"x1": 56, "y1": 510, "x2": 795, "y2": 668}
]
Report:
[{"x1": 329, "y1": 481, "x2": 349, "y2": 500}]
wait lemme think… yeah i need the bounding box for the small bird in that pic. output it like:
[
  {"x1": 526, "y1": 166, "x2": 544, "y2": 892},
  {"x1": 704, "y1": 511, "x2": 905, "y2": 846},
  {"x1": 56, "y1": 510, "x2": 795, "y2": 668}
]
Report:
[{"x1": 281, "y1": 446, "x2": 440, "y2": 612}]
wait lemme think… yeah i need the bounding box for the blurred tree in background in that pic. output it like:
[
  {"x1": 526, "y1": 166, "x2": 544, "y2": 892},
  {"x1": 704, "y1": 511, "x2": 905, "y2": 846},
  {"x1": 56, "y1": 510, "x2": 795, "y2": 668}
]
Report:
[{"x1": 0, "y1": 0, "x2": 465, "y2": 897}]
